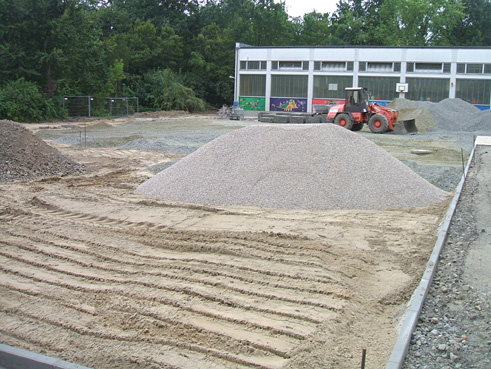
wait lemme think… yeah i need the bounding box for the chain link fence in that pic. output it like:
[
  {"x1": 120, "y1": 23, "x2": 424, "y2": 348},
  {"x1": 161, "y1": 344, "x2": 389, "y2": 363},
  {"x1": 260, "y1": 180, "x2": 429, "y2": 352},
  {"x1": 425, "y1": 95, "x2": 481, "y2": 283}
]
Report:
[{"x1": 63, "y1": 96, "x2": 139, "y2": 118}]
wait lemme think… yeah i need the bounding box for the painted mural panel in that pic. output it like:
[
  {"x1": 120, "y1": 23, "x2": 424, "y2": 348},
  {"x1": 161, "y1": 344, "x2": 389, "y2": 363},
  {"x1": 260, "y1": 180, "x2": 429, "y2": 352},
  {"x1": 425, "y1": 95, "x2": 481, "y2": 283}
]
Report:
[
  {"x1": 270, "y1": 98, "x2": 307, "y2": 112},
  {"x1": 312, "y1": 98, "x2": 344, "y2": 107},
  {"x1": 239, "y1": 97, "x2": 266, "y2": 111}
]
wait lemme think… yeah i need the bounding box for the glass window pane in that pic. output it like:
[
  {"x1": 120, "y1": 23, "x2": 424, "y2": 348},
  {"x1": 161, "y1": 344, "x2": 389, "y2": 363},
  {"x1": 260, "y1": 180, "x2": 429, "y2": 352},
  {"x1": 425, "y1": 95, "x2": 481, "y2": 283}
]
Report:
[
  {"x1": 485, "y1": 64, "x2": 491, "y2": 74},
  {"x1": 279, "y1": 61, "x2": 302, "y2": 70},
  {"x1": 405, "y1": 77, "x2": 450, "y2": 102},
  {"x1": 271, "y1": 75, "x2": 308, "y2": 97},
  {"x1": 314, "y1": 61, "x2": 321, "y2": 70},
  {"x1": 394, "y1": 63, "x2": 401, "y2": 72},
  {"x1": 359, "y1": 62, "x2": 366, "y2": 72},
  {"x1": 322, "y1": 62, "x2": 345, "y2": 71},
  {"x1": 240, "y1": 75, "x2": 266, "y2": 96},
  {"x1": 415, "y1": 63, "x2": 442, "y2": 72},
  {"x1": 347, "y1": 61, "x2": 353, "y2": 71},
  {"x1": 456, "y1": 79, "x2": 491, "y2": 105},
  {"x1": 248, "y1": 61, "x2": 259, "y2": 70},
  {"x1": 261, "y1": 61, "x2": 267, "y2": 70},
  {"x1": 240, "y1": 61, "x2": 246, "y2": 70},
  {"x1": 303, "y1": 61, "x2": 309, "y2": 70},
  {"x1": 457, "y1": 64, "x2": 466, "y2": 74},
  {"x1": 367, "y1": 62, "x2": 393, "y2": 72},
  {"x1": 313, "y1": 75, "x2": 353, "y2": 98},
  {"x1": 272, "y1": 61, "x2": 278, "y2": 70},
  {"x1": 407, "y1": 63, "x2": 414, "y2": 72},
  {"x1": 358, "y1": 77, "x2": 400, "y2": 100},
  {"x1": 443, "y1": 63, "x2": 451, "y2": 73},
  {"x1": 467, "y1": 64, "x2": 483, "y2": 74}
]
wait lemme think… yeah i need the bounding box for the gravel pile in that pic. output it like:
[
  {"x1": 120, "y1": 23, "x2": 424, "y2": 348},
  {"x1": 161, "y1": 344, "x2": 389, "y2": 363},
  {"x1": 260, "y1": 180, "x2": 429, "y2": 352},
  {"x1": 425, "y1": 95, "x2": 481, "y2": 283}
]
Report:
[
  {"x1": 137, "y1": 124, "x2": 449, "y2": 210},
  {"x1": 0, "y1": 120, "x2": 85, "y2": 183},
  {"x1": 390, "y1": 98, "x2": 491, "y2": 132}
]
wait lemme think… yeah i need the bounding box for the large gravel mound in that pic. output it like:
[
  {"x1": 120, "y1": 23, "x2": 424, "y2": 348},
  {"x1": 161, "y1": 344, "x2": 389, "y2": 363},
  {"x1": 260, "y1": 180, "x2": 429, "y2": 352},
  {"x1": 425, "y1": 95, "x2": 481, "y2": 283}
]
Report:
[
  {"x1": 390, "y1": 98, "x2": 491, "y2": 132},
  {"x1": 0, "y1": 120, "x2": 85, "y2": 183},
  {"x1": 137, "y1": 124, "x2": 449, "y2": 210}
]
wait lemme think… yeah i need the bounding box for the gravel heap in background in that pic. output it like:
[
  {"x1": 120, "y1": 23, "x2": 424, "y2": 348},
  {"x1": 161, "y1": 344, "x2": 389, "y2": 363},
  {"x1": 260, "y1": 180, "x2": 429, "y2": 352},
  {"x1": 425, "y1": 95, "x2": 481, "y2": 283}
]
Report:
[
  {"x1": 390, "y1": 98, "x2": 491, "y2": 132},
  {"x1": 0, "y1": 120, "x2": 85, "y2": 183},
  {"x1": 137, "y1": 124, "x2": 449, "y2": 210}
]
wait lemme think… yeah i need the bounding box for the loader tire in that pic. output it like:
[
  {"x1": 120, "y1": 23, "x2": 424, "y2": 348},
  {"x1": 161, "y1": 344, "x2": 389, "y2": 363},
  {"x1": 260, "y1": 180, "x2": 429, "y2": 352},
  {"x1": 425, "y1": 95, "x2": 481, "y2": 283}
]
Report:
[
  {"x1": 334, "y1": 113, "x2": 353, "y2": 130},
  {"x1": 351, "y1": 123, "x2": 363, "y2": 131},
  {"x1": 368, "y1": 114, "x2": 389, "y2": 133}
]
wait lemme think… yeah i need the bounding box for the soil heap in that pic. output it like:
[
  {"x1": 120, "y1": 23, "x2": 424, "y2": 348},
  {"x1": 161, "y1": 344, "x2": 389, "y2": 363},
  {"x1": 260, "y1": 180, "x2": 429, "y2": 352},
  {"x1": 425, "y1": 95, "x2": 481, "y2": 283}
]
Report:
[
  {"x1": 137, "y1": 124, "x2": 449, "y2": 210},
  {"x1": 0, "y1": 120, "x2": 85, "y2": 183}
]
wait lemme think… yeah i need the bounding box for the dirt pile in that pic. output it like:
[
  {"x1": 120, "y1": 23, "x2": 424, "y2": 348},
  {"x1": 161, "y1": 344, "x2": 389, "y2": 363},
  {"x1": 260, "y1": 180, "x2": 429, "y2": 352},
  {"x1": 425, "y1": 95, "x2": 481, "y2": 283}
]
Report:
[
  {"x1": 137, "y1": 124, "x2": 449, "y2": 210},
  {"x1": 0, "y1": 120, "x2": 85, "y2": 183},
  {"x1": 390, "y1": 98, "x2": 491, "y2": 132}
]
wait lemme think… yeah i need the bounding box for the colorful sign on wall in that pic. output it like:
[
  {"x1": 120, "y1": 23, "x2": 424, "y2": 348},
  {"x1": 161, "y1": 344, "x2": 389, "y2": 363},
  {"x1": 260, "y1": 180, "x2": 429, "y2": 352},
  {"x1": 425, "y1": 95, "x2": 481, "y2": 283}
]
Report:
[
  {"x1": 270, "y1": 98, "x2": 307, "y2": 112},
  {"x1": 239, "y1": 97, "x2": 266, "y2": 111}
]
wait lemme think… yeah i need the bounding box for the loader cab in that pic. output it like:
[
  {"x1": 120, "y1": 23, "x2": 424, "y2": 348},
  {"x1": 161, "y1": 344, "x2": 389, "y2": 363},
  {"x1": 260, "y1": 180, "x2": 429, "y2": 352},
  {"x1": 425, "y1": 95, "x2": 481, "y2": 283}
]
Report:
[{"x1": 344, "y1": 87, "x2": 369, "y2": 113}]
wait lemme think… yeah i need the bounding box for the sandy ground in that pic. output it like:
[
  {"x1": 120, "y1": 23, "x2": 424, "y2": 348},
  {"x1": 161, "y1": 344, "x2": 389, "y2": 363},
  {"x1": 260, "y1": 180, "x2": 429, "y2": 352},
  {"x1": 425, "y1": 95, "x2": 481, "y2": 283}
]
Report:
[{"x1": 0, "y1": 115, "x2": 454, "y2": 369}]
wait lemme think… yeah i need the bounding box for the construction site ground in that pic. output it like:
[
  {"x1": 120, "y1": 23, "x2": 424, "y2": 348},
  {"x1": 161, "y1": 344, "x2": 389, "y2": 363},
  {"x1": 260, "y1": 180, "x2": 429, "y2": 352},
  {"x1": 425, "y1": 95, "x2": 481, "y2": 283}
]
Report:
[{"x1": 0, "y1": 113, "x2": 484, "y2": 369}]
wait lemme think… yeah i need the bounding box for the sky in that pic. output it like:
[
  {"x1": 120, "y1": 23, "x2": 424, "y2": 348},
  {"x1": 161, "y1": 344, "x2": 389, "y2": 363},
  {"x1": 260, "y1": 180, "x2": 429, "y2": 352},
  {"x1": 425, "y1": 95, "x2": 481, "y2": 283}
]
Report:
[{"x1": 282, "y1": 0, "x2": 339, "y2": 18}]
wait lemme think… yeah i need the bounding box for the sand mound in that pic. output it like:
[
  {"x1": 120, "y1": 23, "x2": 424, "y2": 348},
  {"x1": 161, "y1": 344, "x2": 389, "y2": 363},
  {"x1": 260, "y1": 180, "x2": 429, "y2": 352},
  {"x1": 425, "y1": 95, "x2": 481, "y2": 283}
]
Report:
[
  {"x1": 0, "y1": 120, "x2": 85, "y2": 183},
  {"x1": 137, "y1": 124, "x2": 449, "y2": 210},
  {"x1": 390, "y1": 98, "x2": 491, "y2": 132}
]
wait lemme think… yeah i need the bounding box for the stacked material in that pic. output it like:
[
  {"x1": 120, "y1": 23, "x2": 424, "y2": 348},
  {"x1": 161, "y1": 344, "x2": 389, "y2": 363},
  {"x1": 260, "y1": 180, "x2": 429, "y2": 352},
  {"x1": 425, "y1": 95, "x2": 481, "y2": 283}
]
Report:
[
  {"x1": 0, "y1": 120, "x2": 84, "y2": 183},
  {"x1": 137, "y1": 124, "x2": 449, "y2": 210},
  {"x1": 390, "y1": 98, "x2": 491, "y2": 132}
]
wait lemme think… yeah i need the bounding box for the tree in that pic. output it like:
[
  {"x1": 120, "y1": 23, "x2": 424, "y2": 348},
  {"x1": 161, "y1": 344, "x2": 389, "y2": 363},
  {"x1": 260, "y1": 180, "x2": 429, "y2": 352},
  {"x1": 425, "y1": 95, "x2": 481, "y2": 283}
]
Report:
[
  {"x1": 143, "y1": 69, "x2": 205, "y2": 112},
  {"x1": 450, "y1": 0, "x2": 491, "y2": 45}
]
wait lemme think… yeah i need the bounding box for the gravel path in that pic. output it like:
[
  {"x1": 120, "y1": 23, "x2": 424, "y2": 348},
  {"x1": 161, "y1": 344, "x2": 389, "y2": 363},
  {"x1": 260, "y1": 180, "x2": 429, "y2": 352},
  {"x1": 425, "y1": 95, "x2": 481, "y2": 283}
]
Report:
[{"x1": 403, "y1": 145, "x2": 491, "y2": 369}]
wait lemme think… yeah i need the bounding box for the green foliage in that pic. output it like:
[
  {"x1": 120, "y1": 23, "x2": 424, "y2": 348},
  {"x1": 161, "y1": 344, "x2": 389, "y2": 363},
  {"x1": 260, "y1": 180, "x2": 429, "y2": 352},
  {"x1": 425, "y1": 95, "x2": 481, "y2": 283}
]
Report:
[
  {"x1": 0, "y1": 0, "x2": 486, "y2": 121},
  {"x1": 0, "y1": 78, "x2": 53, "y2": 122},
  {"x1": 144, "y1": 69, "x2": 205, "y2": 113}
]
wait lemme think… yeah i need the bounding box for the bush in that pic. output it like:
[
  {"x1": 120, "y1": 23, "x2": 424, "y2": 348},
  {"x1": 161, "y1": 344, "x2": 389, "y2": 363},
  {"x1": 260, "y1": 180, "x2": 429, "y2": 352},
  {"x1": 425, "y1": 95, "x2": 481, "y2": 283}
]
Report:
[
  {"x1": 0, "y1": 78, "x2": 54, "y2": 122},
  {"x1": 144, "y1": 69, "x2": 205, "y2": 113}
]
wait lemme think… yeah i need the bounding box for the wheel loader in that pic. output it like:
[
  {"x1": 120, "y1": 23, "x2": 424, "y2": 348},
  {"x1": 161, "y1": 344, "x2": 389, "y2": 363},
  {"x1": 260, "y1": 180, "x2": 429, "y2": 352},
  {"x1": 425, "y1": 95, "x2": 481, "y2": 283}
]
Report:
[{"x1": 325, "y1": 87, "x2": 417, "y2": 133}]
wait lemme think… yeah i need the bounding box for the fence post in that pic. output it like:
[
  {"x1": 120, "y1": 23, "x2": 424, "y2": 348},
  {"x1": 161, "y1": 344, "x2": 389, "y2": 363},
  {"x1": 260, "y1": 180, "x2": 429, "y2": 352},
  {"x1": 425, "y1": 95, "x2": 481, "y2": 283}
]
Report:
[{"x1": 88, "y1": 96, "x2": 91, "y2": 117}]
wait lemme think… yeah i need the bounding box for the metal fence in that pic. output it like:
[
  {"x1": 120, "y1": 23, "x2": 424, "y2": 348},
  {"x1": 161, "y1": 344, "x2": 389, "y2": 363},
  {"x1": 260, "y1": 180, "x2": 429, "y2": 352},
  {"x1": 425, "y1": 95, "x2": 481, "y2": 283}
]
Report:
[{"x1": 63, "y1": 96, "x2": 139, "y2": 117}]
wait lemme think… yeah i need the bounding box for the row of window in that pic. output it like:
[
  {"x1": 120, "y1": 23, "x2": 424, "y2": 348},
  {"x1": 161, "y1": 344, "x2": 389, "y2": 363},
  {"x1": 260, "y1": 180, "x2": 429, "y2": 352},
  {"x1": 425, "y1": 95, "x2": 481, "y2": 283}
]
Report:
[
  {"x1": 239, "y1": 74, "x2": 491, "y2": 105},
  {"x1": 240, "y1": 60, "x2": 491, "y2": 75}
]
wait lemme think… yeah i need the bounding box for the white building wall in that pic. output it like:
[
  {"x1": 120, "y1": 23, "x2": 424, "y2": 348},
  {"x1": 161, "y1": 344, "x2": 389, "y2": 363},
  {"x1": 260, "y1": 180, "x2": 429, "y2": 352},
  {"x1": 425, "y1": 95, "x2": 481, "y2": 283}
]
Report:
[{"x1": 235, "y1": 44, "x2": 491, "y2": 111}]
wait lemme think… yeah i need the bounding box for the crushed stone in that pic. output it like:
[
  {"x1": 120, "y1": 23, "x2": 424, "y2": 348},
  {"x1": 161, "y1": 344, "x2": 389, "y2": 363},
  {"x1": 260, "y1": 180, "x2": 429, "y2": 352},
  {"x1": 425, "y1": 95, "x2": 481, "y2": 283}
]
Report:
[
  {"x1": 390, "y1": 98, "x2": 491, "y2": 132},
  {"x1": 0, "y1": 120, "x2": 85, "y2": 183},
  {"x1": 137, "y1": 124, "x2": 449, "y2": 210}
]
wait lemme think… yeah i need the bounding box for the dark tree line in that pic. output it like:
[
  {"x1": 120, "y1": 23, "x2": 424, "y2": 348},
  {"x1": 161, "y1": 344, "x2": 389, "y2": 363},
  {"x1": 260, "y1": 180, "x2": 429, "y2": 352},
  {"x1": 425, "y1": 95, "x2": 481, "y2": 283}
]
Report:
[{"x1": 0, "y1": 0, "x2": 490, "y2": 121}]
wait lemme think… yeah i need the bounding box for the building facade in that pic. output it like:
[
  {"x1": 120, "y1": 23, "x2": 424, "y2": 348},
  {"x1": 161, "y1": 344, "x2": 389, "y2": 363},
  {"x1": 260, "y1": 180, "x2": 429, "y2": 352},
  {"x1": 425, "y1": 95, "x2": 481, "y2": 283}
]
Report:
[{"x1": 233, "y1": 44, "x2": 491, "y2": 112}]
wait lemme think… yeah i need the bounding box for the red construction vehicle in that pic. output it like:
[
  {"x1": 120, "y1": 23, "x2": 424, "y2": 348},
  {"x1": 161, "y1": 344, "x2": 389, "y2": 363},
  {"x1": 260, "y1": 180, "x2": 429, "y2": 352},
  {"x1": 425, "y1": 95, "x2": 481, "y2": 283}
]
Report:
[{"x1": 326, "y1": 87, "x2": 416, "y2": 133}]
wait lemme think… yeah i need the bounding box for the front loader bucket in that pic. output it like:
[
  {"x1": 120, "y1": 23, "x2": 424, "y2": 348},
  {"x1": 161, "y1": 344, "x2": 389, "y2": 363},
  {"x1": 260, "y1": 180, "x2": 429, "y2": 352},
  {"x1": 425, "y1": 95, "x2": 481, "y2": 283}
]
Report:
[
  {"x1": 392, "y1": 119, "x2": 418, "y2": 134},
  {"x1": 403, "y1": 119, "x2": 418, "y2": 133}
]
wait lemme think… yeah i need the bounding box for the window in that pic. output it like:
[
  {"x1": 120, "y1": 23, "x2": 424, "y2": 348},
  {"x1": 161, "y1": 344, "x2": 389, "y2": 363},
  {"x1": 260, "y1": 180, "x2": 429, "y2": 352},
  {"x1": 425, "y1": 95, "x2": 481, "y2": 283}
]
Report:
[
  {"x1": 271, "y1": 75, "x2": 308, "y2": 97},
  {"x1": 240, "y1": 75, "x2": 266, "y2": 96},
  {"x1": 314, "y1": 61, "x2": 353, "y2": 72},
  {"x1": 415, "y1": 63, "x2": 443, "y2": 72},
  {"x1": 359, "y1": 62, "x2": 399, "y2": 72},
  {"x1": 456, "y1": 79, "x2": 491, "y2": 105},
  {"x1": 358, "y1": 77, "x2": 400, "y2": 100},
  {"x1": 405, "y1": 77, "x2": 450, "y2": 102},
  {"x1": 240, "y1": 61, "x2": 267, "y2": 70},
  {"x1": 313, "y1": 76, "x2": 353, "y2": 98},
  {"x1": 272, "y1": 61, "x2": 309, "y2": 71},
  {"x1": 367, "y1": 62, "x2": 393, "y2": 72},
  {"x1": 457, "y1": 63, "x2": 490, "y2": 75},
  {"x1": 467, "y1": 64, "x2": 483, "y2": 74}
]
